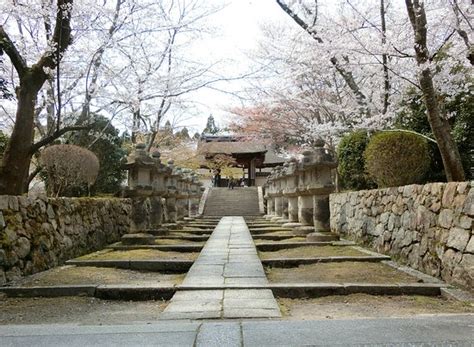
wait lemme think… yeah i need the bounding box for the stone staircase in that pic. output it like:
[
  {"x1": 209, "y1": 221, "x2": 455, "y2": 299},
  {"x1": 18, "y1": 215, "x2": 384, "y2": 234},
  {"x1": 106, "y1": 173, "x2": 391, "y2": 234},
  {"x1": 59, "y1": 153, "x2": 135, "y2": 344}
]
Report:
[{"x1": 202, "y1": 187, "x2": 261, "y2": 216}]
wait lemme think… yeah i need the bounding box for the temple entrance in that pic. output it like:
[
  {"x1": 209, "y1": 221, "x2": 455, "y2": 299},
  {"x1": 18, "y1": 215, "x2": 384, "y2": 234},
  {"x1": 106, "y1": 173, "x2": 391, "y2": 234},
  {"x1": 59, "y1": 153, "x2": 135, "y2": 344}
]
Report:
[{"x1": 197, "y1": 134, "x2": 285, "y2": 187}]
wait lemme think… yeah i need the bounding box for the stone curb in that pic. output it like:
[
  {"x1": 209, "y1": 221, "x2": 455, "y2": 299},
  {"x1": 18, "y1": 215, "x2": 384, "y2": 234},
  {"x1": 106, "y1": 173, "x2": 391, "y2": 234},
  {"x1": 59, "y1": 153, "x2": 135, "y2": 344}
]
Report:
[
  {"x1": 0, "y1": 284, "x2": 176, "y2": 300},
  {"x1": 176, "y1": 283, "x2": 446, "y2": 298},
  {"x1": 0, "y1": 283, "x2": 447, "y2": 300},
  {"x1": 95, "y1": 285, "x2": 175, "y2": 301},
  {"x1": 107, "y1": 245, "x2": 203, "y2": 252},
  {"x1": 253, "y1": 235, "x2": 301, "y2": 241},
  {"x1": 249, "y1": 228, "x2": 293, "y2": 235},
  {"x1": 440, "y1": 287, "x2": 474, "y2": 304},
  {"x1": 65, "y1": 259, "x2": 193, "y2": 272},
  {"x1": 261, "y1": 256, "x2": 391, "y2": 267},
  {"x1": 256, "y1": 242, "x2": 334, "y2": 251},
  {"x1": 155, "y1": 235, "x2": 210, "y2": 241},
  {"x1": 0, "y1": 285, "x2": 96, "y2": 298}
]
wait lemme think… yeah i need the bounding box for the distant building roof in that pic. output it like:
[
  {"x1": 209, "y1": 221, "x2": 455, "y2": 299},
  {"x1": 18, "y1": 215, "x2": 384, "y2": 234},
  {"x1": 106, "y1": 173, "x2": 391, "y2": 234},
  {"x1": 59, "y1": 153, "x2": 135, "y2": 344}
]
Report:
[
  {"x1": 197, "y1": 135, "x2": 286, "y2": 168},
  {"x1": 198, "y1": 141, "x2": 267, "y2": 155}
]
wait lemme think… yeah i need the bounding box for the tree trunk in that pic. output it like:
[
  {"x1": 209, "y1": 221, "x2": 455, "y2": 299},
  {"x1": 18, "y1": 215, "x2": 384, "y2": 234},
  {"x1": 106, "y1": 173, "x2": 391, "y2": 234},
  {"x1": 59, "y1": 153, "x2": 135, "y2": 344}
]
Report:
[
  {"x1": 0, "y1": 80, "x2": 39, "y2": 194},
  {"x1": 405, "y1": 0, "x2": 465, "y2": 182},
  {"x1": 418, "y1": 69, "x2": 465, "y2": 181}
]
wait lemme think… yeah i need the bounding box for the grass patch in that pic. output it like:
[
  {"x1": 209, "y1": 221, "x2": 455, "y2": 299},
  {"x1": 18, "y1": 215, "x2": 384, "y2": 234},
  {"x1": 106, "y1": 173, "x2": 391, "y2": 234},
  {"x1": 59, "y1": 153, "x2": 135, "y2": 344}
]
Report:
[
  {"x1": 259, "y1": 246, "x2": 367, "y2": 259},
  {"x1": 278, "y1": 294, "x2": 474, "y2": 319},
  {"x1": 10, "y1": 266, "x2": 185, "y2": 287},
  {"x1": 265, "y1": 262, "x2": 420, "y2": 284}
]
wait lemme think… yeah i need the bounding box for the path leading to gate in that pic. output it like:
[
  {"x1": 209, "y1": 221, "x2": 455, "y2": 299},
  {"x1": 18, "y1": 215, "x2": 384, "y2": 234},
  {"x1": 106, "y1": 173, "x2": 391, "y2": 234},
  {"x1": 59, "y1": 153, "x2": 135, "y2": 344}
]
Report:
[{"x1": 161, "y1": 216, "x2": 281, "y2": 319}]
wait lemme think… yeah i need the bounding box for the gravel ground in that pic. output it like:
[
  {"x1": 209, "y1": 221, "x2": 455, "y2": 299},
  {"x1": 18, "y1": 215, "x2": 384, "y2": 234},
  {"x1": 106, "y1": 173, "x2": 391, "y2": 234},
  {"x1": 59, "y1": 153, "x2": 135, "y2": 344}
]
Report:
[
  {"x1": 0, "y1": 295, "x2": 168, "y2": 325},
  {"x1": 6, "y1": 266, "x2": 185, "y2": 287},
  {"x1": 278, "y1": 294, "x2": 474, "y2": 320}
]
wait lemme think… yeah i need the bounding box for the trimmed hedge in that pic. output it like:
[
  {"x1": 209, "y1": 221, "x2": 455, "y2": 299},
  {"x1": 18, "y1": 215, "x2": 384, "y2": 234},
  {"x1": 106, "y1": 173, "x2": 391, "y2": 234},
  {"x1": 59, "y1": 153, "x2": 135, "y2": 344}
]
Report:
[{"x1": 364, "y1": 131, "x2": 430, "y2": 188}]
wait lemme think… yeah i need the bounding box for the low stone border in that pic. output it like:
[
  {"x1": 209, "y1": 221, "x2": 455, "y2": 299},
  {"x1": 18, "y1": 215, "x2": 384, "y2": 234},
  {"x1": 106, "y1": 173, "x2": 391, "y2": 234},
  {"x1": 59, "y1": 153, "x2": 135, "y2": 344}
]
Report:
[
  {"x1": 0, "y1": 285, "x2": 96, "y2": 298},
  {"x1": 261, "y1": 255, "x2": 391, "y2": 267},
  {"x1": 0, "y1": 283, "x2": 449, "y2": 301},
  {"x1": 155, "y1": 235, "x2": 209, "y2": 241},
  {"x1": 256, "y1": 242, "x2": 336, "y2": 251},
  {"x1": 269, "y1": 283, "x2": 446, "y2": 298},
  {"x1": 0, "y1": 285, "x2": 175, "y2": 301},
  {"x1": 65, "y1": 259, "x2": 193, "y2": 272},
  {"x1": 108, "y1": 245, "x2": 203, "y2": 252}
]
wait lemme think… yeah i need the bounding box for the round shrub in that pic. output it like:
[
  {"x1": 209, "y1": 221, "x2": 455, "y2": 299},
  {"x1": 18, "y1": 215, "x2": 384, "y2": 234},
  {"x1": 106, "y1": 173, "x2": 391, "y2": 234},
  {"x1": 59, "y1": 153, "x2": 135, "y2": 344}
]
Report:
[
  {"x1": 337, "y1": 130, "x2": 375, "y2": 190},
  {"x1": 41, "y1": 144, "x2": 100, "y2": 197},
  {"x1": 364, "y1": 131, "x2": 430, "y2": 188}
]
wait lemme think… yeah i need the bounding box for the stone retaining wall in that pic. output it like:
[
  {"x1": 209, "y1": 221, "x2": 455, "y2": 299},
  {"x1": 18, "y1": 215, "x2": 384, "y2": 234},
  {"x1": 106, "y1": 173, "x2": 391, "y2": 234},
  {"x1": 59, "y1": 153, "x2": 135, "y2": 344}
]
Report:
[
  {"x1": 330, "y1": 182, "x2": 473, "y2": 290},
  {"x1": 0, "y1": 196, "x2": 131, "y2": 285}
]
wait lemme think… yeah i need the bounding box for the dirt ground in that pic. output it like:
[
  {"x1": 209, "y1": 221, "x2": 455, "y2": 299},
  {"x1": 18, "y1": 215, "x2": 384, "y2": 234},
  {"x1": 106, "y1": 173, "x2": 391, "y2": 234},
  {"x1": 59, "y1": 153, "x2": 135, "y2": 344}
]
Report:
[
  {"x1": 259, "y1": 246, "x2": 366, "y2": 259},
  {"x1": 279, "y1": 294, "x2": 474, "y2": 320},
  {"x1": 0, "y1": 296, "x2": 168, "y2": 325},
  {"x1": 77, "y1": 249, "x2": 198, "y2": 261},
  {"x1": 265, "y1": 262, "x2": 420, "y2": 284},
  {"x1": 7, "y1": 266, "x2": 185, "y2": 287}
]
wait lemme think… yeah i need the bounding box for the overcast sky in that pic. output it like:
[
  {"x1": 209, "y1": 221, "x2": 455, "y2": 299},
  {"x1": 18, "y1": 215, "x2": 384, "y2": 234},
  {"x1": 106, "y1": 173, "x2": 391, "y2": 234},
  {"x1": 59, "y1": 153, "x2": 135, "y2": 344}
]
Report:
[{"x1": 185, "y1": 0, "x2": 291, "y2": 133}]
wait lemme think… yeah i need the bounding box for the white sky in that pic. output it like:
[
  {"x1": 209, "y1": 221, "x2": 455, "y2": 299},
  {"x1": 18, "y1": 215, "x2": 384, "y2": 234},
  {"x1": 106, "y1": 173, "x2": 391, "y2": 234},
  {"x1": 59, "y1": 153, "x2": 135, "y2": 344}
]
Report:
[{"x1": 184, "y1": 0, "x2": 292, "y2": 133}]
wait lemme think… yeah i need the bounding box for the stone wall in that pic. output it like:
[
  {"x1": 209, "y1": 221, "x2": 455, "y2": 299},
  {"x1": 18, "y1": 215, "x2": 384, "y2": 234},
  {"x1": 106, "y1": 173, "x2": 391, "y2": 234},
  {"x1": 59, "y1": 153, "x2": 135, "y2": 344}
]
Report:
[
  {"x1": 330, "y1": 182, "x2": 473, "y2": 290},
  {"x1": 0, "y1": 196, "x2": 131, "y2": 285}
]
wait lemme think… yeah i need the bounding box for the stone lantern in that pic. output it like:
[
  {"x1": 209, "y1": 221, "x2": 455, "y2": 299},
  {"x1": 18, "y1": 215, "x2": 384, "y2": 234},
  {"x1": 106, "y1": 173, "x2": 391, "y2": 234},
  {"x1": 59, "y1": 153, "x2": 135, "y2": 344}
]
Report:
[
  {"x1": 271, "y1": 166, "x2": 285, "y2": 222},
  {"x1": 149, "y1": 151, "x2": 167, "y2": 231},
  {"x1": 296, "y1": 150, "x2": 315, "y2": 230},
  {"x1": 264, "y1": 169, "x2": 276, "y2": 220},
  {"x1": 122, "y1": 143, "x2": 155, "y2": 193},
  {"x1": 164, "y1": 160, "x2": 178, "y2": 225},
  {"x1": 188, "y1": 173, "x2": 201, "y2": 217},
  {"x1": 282, "y1": 157, "x2": 300, "y2": 227},
  {"x1": 176, "y1": 169, "x2": 191, "y2": 220},
  {"x1": 279, "y1": 162, "x2": 290, "y2": 223},
  {"x1": 304, "y1": 139, "x2": 338, "y2": 241},
  {"x1": 121, "y1": 144, "x2": 155, "y2": 232}
]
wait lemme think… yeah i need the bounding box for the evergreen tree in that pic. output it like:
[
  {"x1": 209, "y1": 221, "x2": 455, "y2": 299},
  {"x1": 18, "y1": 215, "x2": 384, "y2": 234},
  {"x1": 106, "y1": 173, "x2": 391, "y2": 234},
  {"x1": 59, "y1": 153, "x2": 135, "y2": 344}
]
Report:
[
  {"x1": 202, "y1": 115, "x2": 219, "y2": 135},
  {"x1": 68, "y1": 115, "x2": 126, "y2": 195}
]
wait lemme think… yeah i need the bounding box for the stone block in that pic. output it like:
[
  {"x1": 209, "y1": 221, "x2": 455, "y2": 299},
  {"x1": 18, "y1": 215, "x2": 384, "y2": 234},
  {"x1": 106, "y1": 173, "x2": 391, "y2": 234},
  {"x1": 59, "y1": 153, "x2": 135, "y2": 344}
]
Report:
[
  {"x1": 463, "y1": 188, "x2": 474, "y2": 216},
  {"x1": 446, "y1": 228, "x2": 470, "y2": 251},
  {"x1": 457, "y1": 216, "x2": 472, "y2": 230},
  {"x1": 14, "y1": 237, "x2": 31, "y2": 259},
  {"x1": 466, "y1": 236, "x2": 474, "y2": 254},
  {"x1": 0, "y1": 268, "x2": 5, "y2": 285},
  {"x1": 438, "y1": 209, "x2": 453, "y2": 229},
  {"x1": 442, "y1": 182, "x2": 458, "y2": 207}
]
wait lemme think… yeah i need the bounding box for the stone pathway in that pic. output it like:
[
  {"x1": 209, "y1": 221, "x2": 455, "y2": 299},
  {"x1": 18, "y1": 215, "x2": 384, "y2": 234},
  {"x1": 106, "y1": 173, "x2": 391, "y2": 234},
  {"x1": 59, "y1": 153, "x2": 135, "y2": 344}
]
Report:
[{"x1": 161, "y1": 217, "x2": 281, "y2": 319}]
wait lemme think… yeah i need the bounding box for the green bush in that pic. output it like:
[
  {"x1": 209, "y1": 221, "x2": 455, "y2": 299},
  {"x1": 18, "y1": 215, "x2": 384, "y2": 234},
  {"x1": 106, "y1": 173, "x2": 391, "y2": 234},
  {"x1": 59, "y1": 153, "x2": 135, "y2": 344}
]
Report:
[
  {"x1": 364, "y1": 131, "x2": 430, "y2": 188},
  {"x1": 337, "y1": 130, "x2": 375, "y2": 190}
]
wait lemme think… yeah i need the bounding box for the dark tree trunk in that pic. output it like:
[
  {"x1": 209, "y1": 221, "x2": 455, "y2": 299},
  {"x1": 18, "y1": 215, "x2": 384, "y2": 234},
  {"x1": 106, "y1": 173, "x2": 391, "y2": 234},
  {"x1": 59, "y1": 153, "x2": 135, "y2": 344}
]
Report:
[
  {"x1": 0, "y1": 0, "x2": 74, "y2": 195},
  {"x1": 0, "y1": 77, "x2": 41, "y2": 194},
  {"x1": 405, "y1": 0, "x2": 465, "y2": 181}
]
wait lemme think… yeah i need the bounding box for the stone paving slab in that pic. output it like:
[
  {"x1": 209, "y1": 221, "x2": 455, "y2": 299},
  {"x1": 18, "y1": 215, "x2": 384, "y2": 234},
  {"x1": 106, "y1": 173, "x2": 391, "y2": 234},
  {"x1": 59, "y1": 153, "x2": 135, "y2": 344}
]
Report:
[{"x1": 163, "y1": 217, "x2": 281, "y2": 319}]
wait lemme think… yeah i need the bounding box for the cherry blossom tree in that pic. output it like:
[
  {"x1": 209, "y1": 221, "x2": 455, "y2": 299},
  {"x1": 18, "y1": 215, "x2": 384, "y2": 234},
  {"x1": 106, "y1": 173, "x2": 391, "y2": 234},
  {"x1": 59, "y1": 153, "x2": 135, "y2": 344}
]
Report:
[{"x1": 232, "y1": 0, "x2": 471, "y2": 180}]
